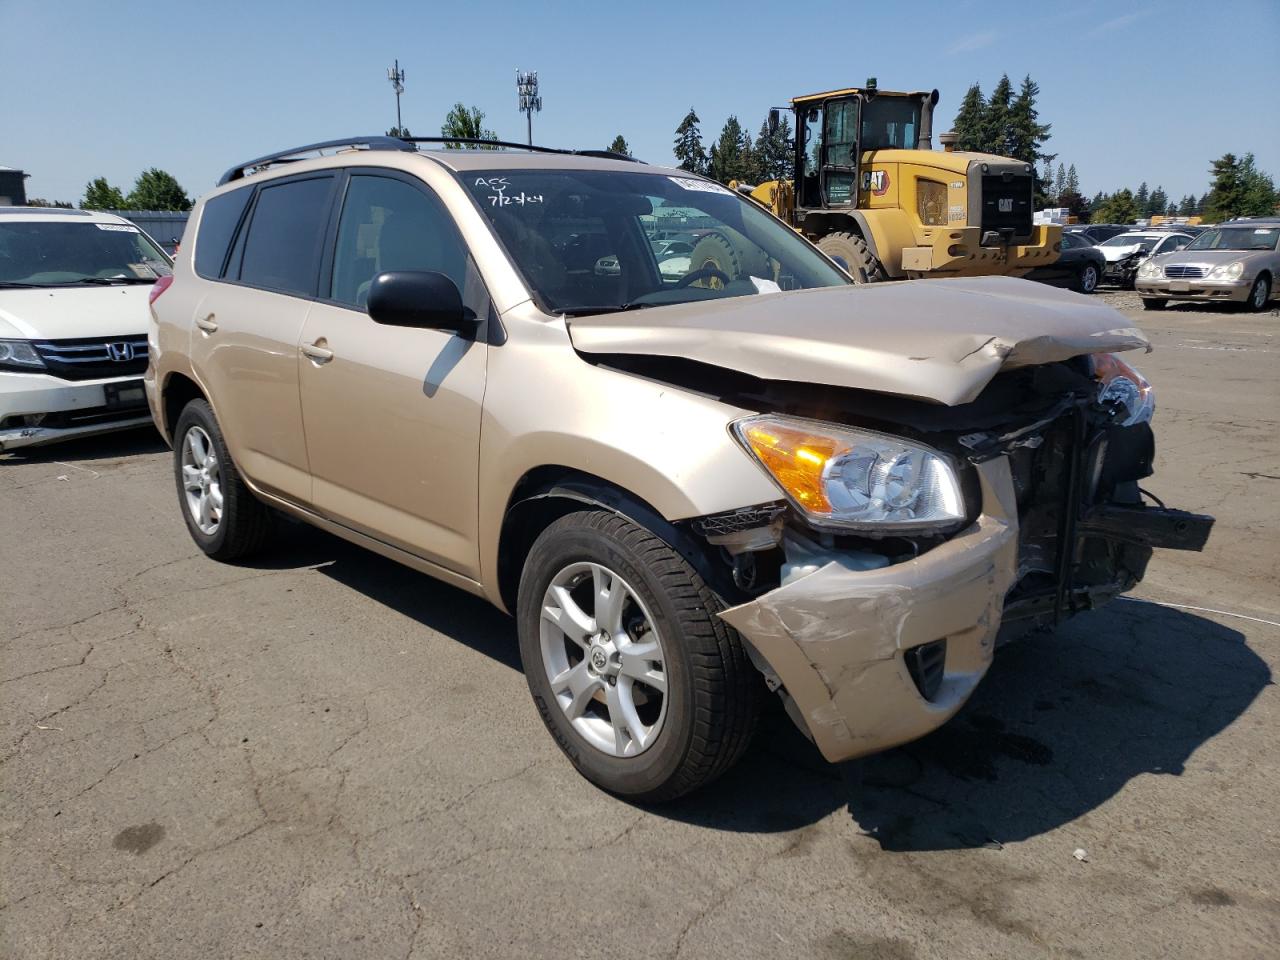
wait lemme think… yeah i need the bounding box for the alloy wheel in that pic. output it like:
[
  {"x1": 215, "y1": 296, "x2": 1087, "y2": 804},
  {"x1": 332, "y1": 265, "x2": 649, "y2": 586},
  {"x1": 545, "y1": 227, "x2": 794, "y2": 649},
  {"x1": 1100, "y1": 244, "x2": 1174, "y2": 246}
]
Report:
[
  {"x1": 539, "y1": 561, "x2": 668, "y2": 757},
  {"x1": 180, "y1": 425, "x2": 223, "y2": 535}
]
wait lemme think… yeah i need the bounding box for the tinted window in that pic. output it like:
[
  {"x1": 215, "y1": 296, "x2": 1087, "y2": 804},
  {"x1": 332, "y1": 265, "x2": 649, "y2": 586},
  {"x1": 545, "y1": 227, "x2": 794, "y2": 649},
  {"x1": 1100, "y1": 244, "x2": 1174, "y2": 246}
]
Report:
[
  {"x1": 194, "y1": 188, "x2": 251, "y2": 279},
  {"x1": 238, "y1": 177, "x2": 334, "y2": 296}
]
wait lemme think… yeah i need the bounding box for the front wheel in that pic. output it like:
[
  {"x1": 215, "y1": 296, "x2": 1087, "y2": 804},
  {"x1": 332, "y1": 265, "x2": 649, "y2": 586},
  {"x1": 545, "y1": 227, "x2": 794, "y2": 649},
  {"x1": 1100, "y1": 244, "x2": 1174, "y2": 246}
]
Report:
[
  {"x1": 172, "y1": 399, "x2": 272, "y2": 561},
  {"x1": 1245, "y1": 274, "x2": 1271, "y2": 312},
  {"x1": 517, "y1": 510, "x2": 759, "y2": 801},
  {"x1": 816, "y1": 231, "x2": 885, "y2": 283},
  {"x1": 1075, "y1": 262, "x2": 1100, "y2": 294}
]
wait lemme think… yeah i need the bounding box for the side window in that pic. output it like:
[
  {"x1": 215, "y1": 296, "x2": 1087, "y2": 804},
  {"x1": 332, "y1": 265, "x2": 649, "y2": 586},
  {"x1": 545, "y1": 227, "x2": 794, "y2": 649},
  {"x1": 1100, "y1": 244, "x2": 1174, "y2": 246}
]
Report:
[
  {"x1": 237, "y1": 176, "x2": 334, "y2": 296},
  {"x1": 329, "y1": 175, "x2": 467, "y2": 309},
  {"x1": 194, "y1": 187, "x2": 251, "y2": 279}
]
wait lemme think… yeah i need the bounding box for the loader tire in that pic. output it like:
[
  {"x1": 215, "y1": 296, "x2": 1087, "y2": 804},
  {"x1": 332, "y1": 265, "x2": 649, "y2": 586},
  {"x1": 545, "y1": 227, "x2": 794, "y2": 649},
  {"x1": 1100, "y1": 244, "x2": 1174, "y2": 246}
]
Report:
[
  {"x1": 817, "y1": 231, "x2": 886, "y2": 283},
  {"x1": 687, "y1": 230, "x2": 773, "y2": 289}
]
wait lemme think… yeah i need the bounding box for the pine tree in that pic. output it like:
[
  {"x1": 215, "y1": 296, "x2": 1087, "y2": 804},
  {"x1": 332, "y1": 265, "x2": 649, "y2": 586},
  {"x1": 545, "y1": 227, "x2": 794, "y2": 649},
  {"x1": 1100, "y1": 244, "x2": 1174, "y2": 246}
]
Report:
[
  {"x1": 1096, "y1": 188, "x2": 1139, "y2": 225},
  {"x1": 1054, "y1": 164, "x2": 1067, "y2": 203},
  {"x1": 607, "y1": 135, "x2": 631, "y2": 157},
  {"x1": 1166, "y1": 201, "x2": 1178, "y2": 216},
  {"x1": 1238, "y1": 153, "x2": 1279, "y2": 216},
  {"x1": 1147, "y1": 185, "x2": 1168, "y2": 218},
  {"x1": 952, "y1": 84, "x2": 986, "y2": 152},
  {"x1": 753, "y1": 114, "x2": 792, "y2": 184},
  {"x1": 673, "y1": 108, "x2": 707, "y2": 175},
  {"x1": 708, "y1": 116, "x2": 752, "y2": 184},
  {"x1": 1198, "y1": 192, "x2": 1209, "y2": 215},
  {"x1": 981, "y1": 74, "x2": 1014, "y2": 156},
  {"x1": 1066, "y1": 164, "x2": 1080, "y2": 194},
  {"x1": 1178, "y1": 194, "x2": 1196, "y2": 216},
  {"x1": 1134, "y1": 182, "x2": 1150, "y2": 214},
  {"x1": 1204, "y1": 154, "x2": 1246, "y2": 222},
  {"x1": 1007, "y1": 75, "x2": 1052, "y2": 166}
]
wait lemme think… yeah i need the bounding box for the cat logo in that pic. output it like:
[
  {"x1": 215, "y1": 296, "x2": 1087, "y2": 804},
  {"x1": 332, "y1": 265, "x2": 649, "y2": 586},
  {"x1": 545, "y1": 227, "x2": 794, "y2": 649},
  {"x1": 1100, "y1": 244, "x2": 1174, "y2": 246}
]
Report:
[{"x1": 861, "y1": 170, "x2": 890, "y2": 197}]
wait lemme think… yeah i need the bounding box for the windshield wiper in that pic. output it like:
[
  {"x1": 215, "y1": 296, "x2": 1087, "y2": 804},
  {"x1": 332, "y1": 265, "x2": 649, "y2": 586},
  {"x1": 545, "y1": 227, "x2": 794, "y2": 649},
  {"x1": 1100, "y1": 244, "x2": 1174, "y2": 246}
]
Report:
[
  {"x1": 559, "y1": 301, "x2": 656, "y2": 317},
  {"x1": 0, "y1": 281, "x2": 38, "y2": 288},
  {"x1": 63, "y1": 276, "x2": 158, "y2": 286}
]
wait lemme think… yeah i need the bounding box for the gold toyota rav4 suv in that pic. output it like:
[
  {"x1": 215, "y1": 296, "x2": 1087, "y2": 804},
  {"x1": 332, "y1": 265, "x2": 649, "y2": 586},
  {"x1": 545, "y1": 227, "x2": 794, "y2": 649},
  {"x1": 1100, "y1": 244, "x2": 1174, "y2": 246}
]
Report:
[{"x1": 147, "y1": 137, "x2": 1213, "y2": 800}]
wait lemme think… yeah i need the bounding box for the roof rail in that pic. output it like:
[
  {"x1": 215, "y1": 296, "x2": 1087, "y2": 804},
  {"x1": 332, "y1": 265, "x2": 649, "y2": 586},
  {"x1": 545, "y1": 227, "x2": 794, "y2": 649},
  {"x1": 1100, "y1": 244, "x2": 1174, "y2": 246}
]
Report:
[
  {"x1": 217, "y1": 136, "x2": 415, "y2": 186},
  {"x1": 217, "y1": 135, "x2": 642, "y2": 185}
]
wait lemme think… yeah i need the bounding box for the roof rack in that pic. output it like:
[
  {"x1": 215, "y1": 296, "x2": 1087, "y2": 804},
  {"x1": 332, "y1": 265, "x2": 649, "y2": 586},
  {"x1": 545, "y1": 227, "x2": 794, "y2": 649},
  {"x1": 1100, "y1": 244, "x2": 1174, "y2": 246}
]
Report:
[{"x1": 217, "y1": 136, "x2": 641, "y2": 186}]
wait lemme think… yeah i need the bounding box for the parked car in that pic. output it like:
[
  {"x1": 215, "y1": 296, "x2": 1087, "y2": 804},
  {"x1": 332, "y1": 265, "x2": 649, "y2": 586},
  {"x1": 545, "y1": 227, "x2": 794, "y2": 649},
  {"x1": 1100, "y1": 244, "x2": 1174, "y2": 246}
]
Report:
[
  {"x1": 1064, "y1": 223, "x2": 1132, "y2": 244},
  {"x1": 148, "y1": 138, "x2": 1212, "y2": 800},
  {"x1": 1137, "y1": 220, "x2": 1278, "y2": 311},
  {"x1": 1026, "y1": 231, "x2": 1105, "y2": 293},
  {"x1": 1098, "y1": 231, "x2": 1193, "y2": 288},
  {"x1": 0, "y1": 207, "x2": 172, "y2": 451}
]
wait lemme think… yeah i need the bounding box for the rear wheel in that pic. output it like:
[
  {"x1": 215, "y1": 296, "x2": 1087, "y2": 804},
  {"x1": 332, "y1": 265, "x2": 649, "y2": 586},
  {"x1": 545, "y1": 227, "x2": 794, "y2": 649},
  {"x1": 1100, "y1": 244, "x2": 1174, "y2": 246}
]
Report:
[
  {"x1": 172, "y1": 399, "x2": 272, "y2": 561},
  {"x1": 1141, "y1": 298, "x2": 1167, "y2": 311},
  {"x1": 517, "y1": 510, "x2": 759, "y2": 801},
  {"x1": 1245, "y1": 274, "x2": 1271, "y2": 312},
  {"x1": 1075, "y1": 262, "x2": 1100, "y2": 294},
  {"x1": 816, "y1": 231, "x2": 885, "y2": 283}
]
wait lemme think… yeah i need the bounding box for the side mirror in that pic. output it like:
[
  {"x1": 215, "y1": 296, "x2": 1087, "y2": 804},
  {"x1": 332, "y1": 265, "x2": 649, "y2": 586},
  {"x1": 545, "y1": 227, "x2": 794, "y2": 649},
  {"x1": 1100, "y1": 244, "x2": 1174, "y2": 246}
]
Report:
[
  {"x1": 367, "y1": 271, "x2": 476, "y2": 335},
  {"x1": 768, "y1": 109, "x2": 780, "y2": 135}
]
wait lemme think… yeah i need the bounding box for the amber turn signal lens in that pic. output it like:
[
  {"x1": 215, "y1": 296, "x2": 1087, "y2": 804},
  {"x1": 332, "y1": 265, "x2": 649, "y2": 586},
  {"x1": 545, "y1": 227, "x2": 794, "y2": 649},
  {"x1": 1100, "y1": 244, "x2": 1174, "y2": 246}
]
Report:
[{"x1": 740, "y1": 422, "x2": 838, "y2": 513}]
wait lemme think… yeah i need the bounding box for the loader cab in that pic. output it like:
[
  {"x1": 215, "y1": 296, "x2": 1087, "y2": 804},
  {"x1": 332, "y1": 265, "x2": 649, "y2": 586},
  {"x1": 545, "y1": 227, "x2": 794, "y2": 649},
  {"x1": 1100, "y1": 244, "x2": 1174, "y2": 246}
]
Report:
[{"x1": 789, "y1": 86, "x2": 933, "y2": 212}]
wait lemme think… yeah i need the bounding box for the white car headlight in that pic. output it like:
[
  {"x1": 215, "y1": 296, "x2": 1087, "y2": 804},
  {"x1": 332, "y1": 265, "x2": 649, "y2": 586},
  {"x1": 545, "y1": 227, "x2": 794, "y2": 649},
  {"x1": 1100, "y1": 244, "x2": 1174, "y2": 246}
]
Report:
[
  {"x1": 731, "y1": 415, "x2": 966, "y2": 534},
  {"x1": 1092, "y1": 353, "x2": 1154, "y2": 426},
  {"x1": 0, "y1": 339, "x2": 46, "y2": 371},
  {"x1": 1208, "y1": 261, "x2": 1244, "y2": 280},
  {"x1": 1138, "y1": 259, "x2": 1163, "y2": 279}
]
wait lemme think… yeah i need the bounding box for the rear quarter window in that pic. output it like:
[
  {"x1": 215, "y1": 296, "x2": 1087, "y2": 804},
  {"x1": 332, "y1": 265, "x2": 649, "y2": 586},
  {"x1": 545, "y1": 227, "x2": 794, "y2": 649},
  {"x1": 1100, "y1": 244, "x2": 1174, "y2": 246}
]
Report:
[{"x1": 194, "y1": 188, "x2": 252, "y2": 279}]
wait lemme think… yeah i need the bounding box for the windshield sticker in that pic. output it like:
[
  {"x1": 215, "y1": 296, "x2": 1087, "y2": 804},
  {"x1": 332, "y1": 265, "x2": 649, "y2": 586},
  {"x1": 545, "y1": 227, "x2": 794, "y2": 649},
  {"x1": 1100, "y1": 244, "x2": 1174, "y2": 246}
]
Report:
[
  {"x1": 128, "y1": 262, "x2": 158, "y2": 278},
  {"x1": 95, "y1": 223, "x2": 138, "y2": 233},
  {"x1": 1256, "y1": 229, "x2": 1275, "y2": 234},
  {"x1": 474, "y1": 175, "x2": 542, "y2": 207},
  {"x1": 667, "y1": 177, "x2": 731, "y2": 195}
]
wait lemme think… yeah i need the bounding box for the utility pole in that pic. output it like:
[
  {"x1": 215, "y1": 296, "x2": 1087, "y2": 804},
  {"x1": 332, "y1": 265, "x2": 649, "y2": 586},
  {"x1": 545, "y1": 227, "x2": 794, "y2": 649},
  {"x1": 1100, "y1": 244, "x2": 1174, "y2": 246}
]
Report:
[
  {"x1": 387, "y1": 59, "x2": 406, "y2": 135},
  {"x1": 516, "y1": 70, "x2": 541, "y2": 146}
]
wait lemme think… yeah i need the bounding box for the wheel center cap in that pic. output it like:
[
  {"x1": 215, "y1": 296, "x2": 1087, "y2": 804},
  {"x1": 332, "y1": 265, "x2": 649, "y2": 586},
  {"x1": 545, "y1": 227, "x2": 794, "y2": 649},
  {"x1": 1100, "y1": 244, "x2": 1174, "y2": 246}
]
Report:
[{"x1": 589, "y1": 646, "x2": 609, "y2": 672}]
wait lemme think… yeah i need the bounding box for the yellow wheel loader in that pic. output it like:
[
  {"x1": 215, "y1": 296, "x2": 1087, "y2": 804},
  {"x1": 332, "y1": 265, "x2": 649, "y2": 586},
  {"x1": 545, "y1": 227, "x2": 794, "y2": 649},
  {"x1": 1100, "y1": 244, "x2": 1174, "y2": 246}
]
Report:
[{"x1": 694, "y1": 81, "x2": 1062, "y2": 284}]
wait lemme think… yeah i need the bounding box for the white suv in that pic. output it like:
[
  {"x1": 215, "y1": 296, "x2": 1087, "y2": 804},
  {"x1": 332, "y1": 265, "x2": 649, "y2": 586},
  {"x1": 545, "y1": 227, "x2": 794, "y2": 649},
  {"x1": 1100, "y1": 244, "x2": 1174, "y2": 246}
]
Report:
[{"x1": 0, "y1": 207, "x2": 172, "y2": 451}]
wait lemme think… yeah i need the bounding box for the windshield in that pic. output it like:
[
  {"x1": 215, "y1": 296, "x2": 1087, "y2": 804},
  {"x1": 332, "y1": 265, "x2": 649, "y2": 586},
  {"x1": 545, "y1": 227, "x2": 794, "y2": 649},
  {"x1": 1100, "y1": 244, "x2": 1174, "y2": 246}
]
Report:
[
  {"x1": 0, "y1": 220, "x2": 172, "y2": 285},
  {"x1": 1186, "y1": 226, "x2": 1280, "y2": 252},
  {"x1": 463, "y1": 169, "x2": 848, "y2": 314},
  {"x1": 1100, "y1": 234, "x2": 1159, "y2": 251}
]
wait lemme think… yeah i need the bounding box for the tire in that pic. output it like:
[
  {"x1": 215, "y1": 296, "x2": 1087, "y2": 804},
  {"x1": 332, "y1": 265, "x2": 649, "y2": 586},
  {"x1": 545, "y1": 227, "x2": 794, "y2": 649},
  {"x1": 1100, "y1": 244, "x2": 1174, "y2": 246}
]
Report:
[
  {"x1": 816, "y1": 231, "x2": 886, "y2": 283},
  {"x1": 172, "y1": 399, "x2": 272, "y2": 561},
  {"x1": 1075, "y1": 262, "x2": 1100, "y2": 294},
  {"x1": 686, "y1": 229, "x2": 772, "y2": 289},
  {"x1": 517, "y1": 510, "x2": 759, "y2": 801},
  {"x1": 1141, "y1": 298, "x2": 1167, "y2": 311},
  {"x1": 1245, "y1": 274, "x2": 1271, "y2": 313}
]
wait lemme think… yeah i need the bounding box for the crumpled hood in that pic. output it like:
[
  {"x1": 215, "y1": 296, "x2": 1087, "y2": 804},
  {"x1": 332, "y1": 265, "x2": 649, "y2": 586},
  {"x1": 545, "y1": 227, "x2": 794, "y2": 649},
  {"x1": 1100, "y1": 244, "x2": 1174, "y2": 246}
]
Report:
[
  {"x1": 0, "y1": 286, "x2": 152, "y2": 340},
  {"x1": 567, "y1": 276, "x2": 1150, "y2": 406}
]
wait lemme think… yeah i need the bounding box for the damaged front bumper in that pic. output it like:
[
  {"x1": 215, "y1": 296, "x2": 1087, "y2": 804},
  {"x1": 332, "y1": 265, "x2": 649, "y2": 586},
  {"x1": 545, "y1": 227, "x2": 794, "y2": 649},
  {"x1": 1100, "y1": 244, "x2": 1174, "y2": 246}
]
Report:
[
  {"x1": 719, "y1": 453, "x2": 1214, "y2": 764},
  {"x1": 720, "y1": 459, "x2": 1019, "y2": 763}
]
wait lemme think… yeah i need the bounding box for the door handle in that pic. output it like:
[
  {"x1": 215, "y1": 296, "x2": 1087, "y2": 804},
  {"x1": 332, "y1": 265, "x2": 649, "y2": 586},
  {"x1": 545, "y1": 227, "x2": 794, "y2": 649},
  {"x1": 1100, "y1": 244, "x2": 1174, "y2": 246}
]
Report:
[
  {"x1": 300, "y1": 340, "x2": 334, "y2": 364},
  {"x1": 195, "y1": 314, "x2": 218, "y2": 333}
]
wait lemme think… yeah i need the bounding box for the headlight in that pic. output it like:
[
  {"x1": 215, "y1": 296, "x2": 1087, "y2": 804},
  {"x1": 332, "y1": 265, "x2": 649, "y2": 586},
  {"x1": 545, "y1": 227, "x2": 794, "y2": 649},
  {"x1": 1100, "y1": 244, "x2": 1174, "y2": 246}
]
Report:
[
  {"x1": 1208, "y1": 261, "x2": 1244, "y2": 280},
  {"x1": 1092, "y1": 353, "x2": 1154, "y2": 426},
  {"x1": 731, "y1": 415, "x2": 966, "y2": 534},
  {"x1": 1138, "y1": 259, "x2": 1163, "y2": 279},
  {"x1": 0, "y1": 339, "x2": 46, "y2": 371},
  {"x1": 917, "y1": 180, "x2": 948, "y2": 226}
]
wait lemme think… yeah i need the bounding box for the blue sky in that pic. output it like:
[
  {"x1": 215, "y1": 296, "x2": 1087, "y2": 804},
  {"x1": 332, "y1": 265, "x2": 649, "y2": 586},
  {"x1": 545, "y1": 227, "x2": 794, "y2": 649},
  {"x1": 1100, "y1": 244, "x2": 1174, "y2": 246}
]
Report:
[{"x1": 5, "y1": 0, "x2": 1278, "y2": 205}]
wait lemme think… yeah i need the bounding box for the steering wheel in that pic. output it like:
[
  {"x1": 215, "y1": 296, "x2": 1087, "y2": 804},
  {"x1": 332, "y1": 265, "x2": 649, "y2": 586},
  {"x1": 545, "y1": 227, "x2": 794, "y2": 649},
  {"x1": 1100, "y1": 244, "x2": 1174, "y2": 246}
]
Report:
[{"x1": 674, "y1": 265, "x2": 732, "y2": 289}]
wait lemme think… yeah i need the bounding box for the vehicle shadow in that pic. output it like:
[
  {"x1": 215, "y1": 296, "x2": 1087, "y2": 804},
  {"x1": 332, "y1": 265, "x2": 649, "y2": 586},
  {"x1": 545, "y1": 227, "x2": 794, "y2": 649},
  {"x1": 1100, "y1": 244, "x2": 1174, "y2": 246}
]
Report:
[
  {"x1": 659, "y1": 603, "x2": 1270, "y2": 850},
  {"x1": 234, "y1": 523, "x2": 1270, "y2": 850},
  {"x1": 0, "y1": 425, "x2": 166, "y2": 463}
]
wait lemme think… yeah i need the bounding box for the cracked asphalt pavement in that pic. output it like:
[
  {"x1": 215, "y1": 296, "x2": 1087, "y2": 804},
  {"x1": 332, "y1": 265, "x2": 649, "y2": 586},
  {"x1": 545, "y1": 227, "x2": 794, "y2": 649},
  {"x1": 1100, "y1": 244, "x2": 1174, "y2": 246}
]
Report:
[{"x1": 2, "y1": 294, "x2": 1277, "y2": 959}]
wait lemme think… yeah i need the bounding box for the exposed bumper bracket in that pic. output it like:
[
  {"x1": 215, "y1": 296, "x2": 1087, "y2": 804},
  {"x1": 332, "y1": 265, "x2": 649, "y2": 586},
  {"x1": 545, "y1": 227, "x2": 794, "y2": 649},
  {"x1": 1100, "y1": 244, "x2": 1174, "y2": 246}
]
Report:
[{"x1": 1077, "y1": 504, "x2": 1215, "y2": 552}]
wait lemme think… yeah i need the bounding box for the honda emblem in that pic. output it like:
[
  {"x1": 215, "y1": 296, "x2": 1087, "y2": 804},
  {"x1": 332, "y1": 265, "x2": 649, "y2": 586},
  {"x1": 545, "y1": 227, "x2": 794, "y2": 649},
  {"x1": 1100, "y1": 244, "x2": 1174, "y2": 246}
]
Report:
[{"x1": 107, "y1": 341, "x2": 135, "y2": 362}]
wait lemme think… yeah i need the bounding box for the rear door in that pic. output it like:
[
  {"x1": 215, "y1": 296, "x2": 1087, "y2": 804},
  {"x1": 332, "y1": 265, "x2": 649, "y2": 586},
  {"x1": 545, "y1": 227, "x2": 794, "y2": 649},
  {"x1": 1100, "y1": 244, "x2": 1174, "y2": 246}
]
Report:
[
  {"x1": 297, "y1": 170, "x2": 488, "y2": 578},
  {"x1": 188, "y1": 174, "x2": 337, "y2": 504}
]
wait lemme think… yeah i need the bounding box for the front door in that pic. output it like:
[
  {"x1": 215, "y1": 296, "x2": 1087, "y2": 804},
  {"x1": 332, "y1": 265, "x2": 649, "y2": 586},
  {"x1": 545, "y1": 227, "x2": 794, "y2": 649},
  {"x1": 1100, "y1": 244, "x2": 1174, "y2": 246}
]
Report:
[
  {"x1": 821, "y1": 98, "x2": 860, "y2": 207},
  {"x1": 297, "y1": 171, "x2": 488, "y2": 577}
]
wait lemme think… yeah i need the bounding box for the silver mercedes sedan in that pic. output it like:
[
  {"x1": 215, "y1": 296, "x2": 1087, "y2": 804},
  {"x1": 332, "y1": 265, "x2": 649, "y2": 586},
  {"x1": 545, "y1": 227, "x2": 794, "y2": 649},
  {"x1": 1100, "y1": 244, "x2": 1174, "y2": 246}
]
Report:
[{"x1": 1136, "y1": 220, "x2": 1278, "y2": 311}]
